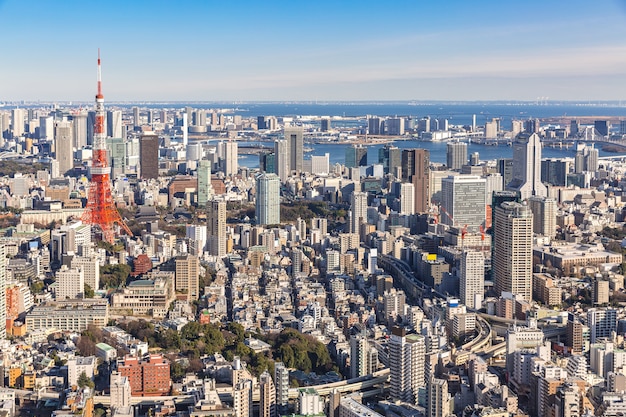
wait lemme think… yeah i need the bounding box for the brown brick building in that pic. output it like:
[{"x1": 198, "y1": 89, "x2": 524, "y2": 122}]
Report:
[{"x1": 117, "y1": 354, "x2": 170, "y2": 396}]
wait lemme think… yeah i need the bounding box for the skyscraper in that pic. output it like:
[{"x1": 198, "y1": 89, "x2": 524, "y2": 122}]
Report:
[
  {"x1": 398, "y1": 182, "x2": 415, "y2": 215},
  {"x1": 285, "y1": 126, "x2": 303, "y2": 174},
  {"x1": 223, "y1": 141, "x2": 238, "y2": 176},
  {"x1": 208, "y1": 199, "x2": 227, "y2": 257},
  {"x1": 349, "y1": 332, "x2": 378, "y2": 379},
  {"x1": 132, "y1": 106, "x2": 140, "y2": 129},
  {"x1": 379, "y1": 144, "x2": 401, "y2": 176},
  {"x1": 494, "y1": 202, "x2": 533, "y2": 301},
  {"x1": 259, "y1": 371, "x2": 276, "y2": 417},
  {"x1": 139, "y1": 133, "x2": 159, "y2": 179},
  {"x1": 389, "y1": 327, "x2": 426, "y2": 404},
  {"x1": 11, "y1": 108, "x2": 25, "y2": 138},
  {"x1": 528, "y1": 196, "x2": 557, "y2": 238},
  {"x1": 427, "y1": 378, "x2": 451, "y2": 417},
  {"x1": 446, "y1": 142, "x2": 467, "y2": 170},
  {"x1": 256, "y1": 173, "x2": 281, "y2": 225},
  {"x1": 460, "y1": 250, "x2": 485, "y2": 310},
  {"x1": 107, "y1": 110, "x2": 123, "y2": 138},
  {"x1": 441, "y1": 175, "x2": 486, "y2": 232},
  {"x1": 274, "y1": 139, "x2": 290, "y2": 181},
  {"x1": 175, "y1": 254, "x2": 199, "y2": 301},
  {"x1": 197, "y1": 159, "x2": 213, "y2": 207},
  {"x1": 507, "y1": 133, "x2": 547, "y2": 200},
  {"x1": 345, "y1": 144, "x2": 367, "y2": 168},
  {"x1": 55, "y1": 121, "x2": 74, "y2": 176},
  {"x1": 349, "y1": 192, "x2": 368, "y2": 235},
  {"x1": 72, "y1": 113, "x2": 88, "y2": 149},
  {"x1": 402, "y1": 149, "x2": 430, "y2": 213}
]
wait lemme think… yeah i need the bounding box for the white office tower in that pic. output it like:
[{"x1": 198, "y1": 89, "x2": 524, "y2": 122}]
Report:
[
  {"x1": 40, "y1": 116, "x2": 54, "y2": 140},
  {"x1": 71, "y1": 256, "x2": 100, "y2": 292},
  {"x1": 446, "y1": 142, "x2": 467, "y2": 170},
  {"x1": 441, "y1": 175, "x2": 486, "y2": 232},
  {"x1": 182, "y1": 112, "x2": 188, "y2": 147},
  {"x1": 285, "y1": 125, "x2": 303, "y2": 173},
  {"x1": 298, "y1": 389, "x2": 323, "y2": 415},
  {"x1": 233, "y1": 379, "x2": 253, "y2": 417},
  {"x1": 73, "y1": 113, "x2": 88, "y2": 149},
  {"x1": 107, "y1": 110, "x2": 123, "y2": 138},
  {"x1": 223, "y1": 141, "x2": 238, "y2": 176},
  {"x1": 459, "y1": 250, "x2": 485, "y2": 309},
  {"x1": 110, "y1": 371, "x2": 132, "y2": 411},
  {"x1": 274, "y1": 139, "x2": 290, "y2": 182},
  {"x1": 259, "y1": 371, "x2": 276, "y2": 417},
  {"x1": 399, "y1": 182, "x2": 415, "y2": 215},
  {"x1": 505, "y1": 319, "x2": 544, "y2": 373},
  {"x1": 274, "y1": 362, "x2": 289, "y2": 411},
  {"x1": 494, "y1": 202, "x2": 533, "y2": 301},
  {"x1": 528, "y1": 196, "x2": 557, "y2": 238},
  {"x1": 507, "y1": 133, "x2": 547, "y2": 200},
  {"x1": 389, "y1": 327, "x2": 426, "y2": 404},
  {"x1": 428, "y1": 378, "x2": 451, "y2": 417},
  {"x1": 256, "y1": 173, "x2": 281, "y2": 225},
  {"x1": 186, "y1": 225, "x2": 208, "y2": 254},
  {"x1": 55, "y1": 120, "x2": 74, "y2": 176},
  {"x1": 208, "y1": 199, "x2": 227, "y2": 257},
  {"x1": 309, "y1": 153, "x2": 329, "y2": 175},
  {"x1": 55, "y1": 265, "x2": 84, "y2": 300},
  {"x1": 0, "y1": 244, "x2": 5, "y2": 339},
  {"x1": 349, "y1": 192, "x2": 368, "y2": 235},
  {"x1": 350, "y1": 332, "x2": 378, "y2": 378},
  {"x1": 197, "y1": 159, "x2": 213, "y2": 207},
  {"x1": 587, "y1": 308, "x2": 617, "y2": 343},
  {"x1": 11, "y1": 108, "x2": 25, "y2": 137}
]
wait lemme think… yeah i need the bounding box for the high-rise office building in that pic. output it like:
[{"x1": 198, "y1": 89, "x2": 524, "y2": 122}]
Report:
[
  {"x1": 379, "y1": 144, "x2": 401, "y2": 176},
  {"x1": 460, "y1": 250, "x2": 485, "y2": 310},
  {"x1": 345, "y1": 144, "x2": 367, "y2": 168},
  {"x1": 587, "y1": 308, "x2": 617, "y2": 343},
  {"x1": 55, "y1": 121, "x2": 74, "y2": 176},
  {"x1": 197, "y1": 159, "x2": 213, "y2": 207},
  {"x1": 497, "y1": 158, "x2": 514, "y2": 190},
  {"x1": 402, "y1": 149, "x2": 430, "y2": 213},
  {"x1": 285, "y1": 126, "x2": 303, "y2": 174},
  {"x1": 208, "y1": 199, "x2": 227, "y2": 257},
  {"x1": 441, "y1": 175, "x2": 486, "y2": 232},
  {"x1": 106, "y1": 137, "x2": 126, "y2": 177},
  {"x1": 528, "y1": 196, "x2": 557, "y2": 238},
  {"x1": 256, "y1": 173, "x2": 281, "y2": 225},
  {"x1": 507, "y1": 133, "x2": 547, "y2": 200},
  {"x1": 11, "y1": 108, "x2": 25, "y2": 138},
  {"x1": 274, "y1": 362, "x2": 289, "y2": 412},
  {"x1": 386, "y1": 117, "x2": 405, "y2": 135},
  {"x1": 446, "y1": 142, "x2": 467, "y2": 170},
  {"x1": 72, "y1": 113, "x2": 88, "y2": 149},
  {"x1": 223, "y1": 141, "x2": 238, "y2": 176},
  {"x1": 585, "y1": 146, "x2": 599, "y2": 172},
  {"x1": 132, "y1": 106, "x2": 140, "y2": 129},
  {"x1": 368, "y1": 116, "x2": 382, "y2": 135},
  {"x1": 541, "y1": 159, "x2": 569, "y2": 186},
  {"x1": 428, "y1": 378, "x2": 451, "y2": 417},
  {"x1": 389, "y1": 327, "x2": 426, "y2": 404},
  {"x1": 349, "y1": 192, "x2": 368, "y2": 235},
  {"x1": 349, "y1": 332, "x2": 378, "y2": 379},
  {"x1": 139, "y1": 133, "x2": 159, "y2": 179},
  {"x1": 398, "y1": 182, "x2": 415, "y2": 215},
  {"x1": 107, "y1": 110, "x2": 123, "y2": 138},
  {"x1": 259, "y1": 371, "x2": 276, "y2": 417},
  {"x1": 494, "y1": 202, "x2": 533, "y2": 301},
  {"x1": 274, "y1": 140, "x2": 290, "y2": 181},
  {"x1": 175, "y1": 254, "x2": 199, "y2": 301},
  {"x1": 594, "y1": 120, "x2": 610, "y2": 137},
  {"x1": 320, "y1": 118, "x2": 331, "y2": 132},
  {"x1": 260, "y1": 152, "x2": 276, "y2": 174}
]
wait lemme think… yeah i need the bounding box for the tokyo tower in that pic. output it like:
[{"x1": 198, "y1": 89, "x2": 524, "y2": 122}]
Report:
[{"x1": 82, "y1": 50, "x2": 133, "y2": 243}]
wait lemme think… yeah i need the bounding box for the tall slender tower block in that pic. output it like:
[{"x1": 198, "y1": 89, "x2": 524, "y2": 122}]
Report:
[{"x1": 82, "y1": 51, "x2": 133, "y2": 243}]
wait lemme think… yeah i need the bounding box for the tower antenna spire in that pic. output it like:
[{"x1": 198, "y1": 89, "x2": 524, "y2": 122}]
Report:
[{"x1": 82, "y1": 49, "x2": 133, "y2": 243}]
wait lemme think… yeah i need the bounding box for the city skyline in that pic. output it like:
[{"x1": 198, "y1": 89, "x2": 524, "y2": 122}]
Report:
[{"x1": 2, "y1": 0, "x2": 626, "y2": 102}]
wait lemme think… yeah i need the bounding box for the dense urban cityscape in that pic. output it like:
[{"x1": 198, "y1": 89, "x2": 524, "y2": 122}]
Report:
[{"x1": 1, "y1": 48, "x2": 626, "y2": 417}]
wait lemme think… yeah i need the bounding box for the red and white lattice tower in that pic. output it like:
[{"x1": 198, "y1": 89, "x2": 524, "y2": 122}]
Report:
[{"x1": 82, "y1": 50, "x2": 133, "y2": 243}]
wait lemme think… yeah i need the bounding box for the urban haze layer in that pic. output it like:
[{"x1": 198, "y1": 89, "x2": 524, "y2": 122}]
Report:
[{"x1": 3, "y1": 63, "x2": 626, "y2": 417}]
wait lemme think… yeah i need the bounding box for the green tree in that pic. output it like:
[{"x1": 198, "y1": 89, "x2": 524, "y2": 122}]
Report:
[
  {"x1": 84, "y1": 284, "x2": 95, "y2": 298},
  {"x1": 100, "y1": 264, "x2": 132, "y2": 288},
  {"x1": 77, "y1": 371, "x2": 95, "y2": 389}
]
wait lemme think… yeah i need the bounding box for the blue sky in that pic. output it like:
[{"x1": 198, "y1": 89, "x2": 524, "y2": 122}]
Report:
[{"x1": 2, "y1": 0, "x2": 626, "y2": 101}]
